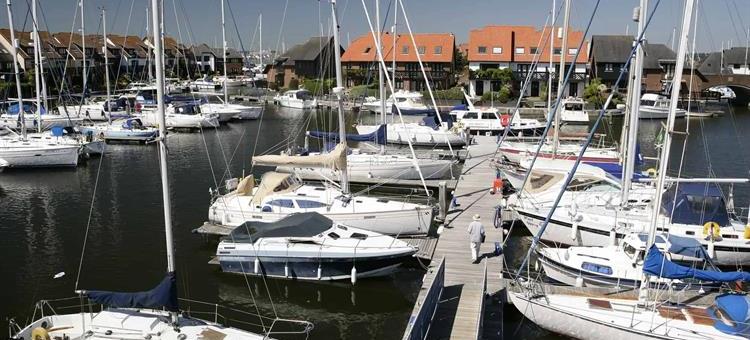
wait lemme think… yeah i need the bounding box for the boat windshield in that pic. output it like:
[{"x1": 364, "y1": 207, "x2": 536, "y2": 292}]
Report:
[
  {"x1": 296, "y1": 91, "x2": 313, "y2": 100},
  {"x1": 640, "y1": 100, "x2": 656, "y2": 106},
  {"x1": 564, "y1": 103, "x2": 583, "y2": 111}
]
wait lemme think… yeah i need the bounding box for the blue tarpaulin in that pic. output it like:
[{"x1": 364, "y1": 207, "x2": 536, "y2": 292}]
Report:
[
  {"x1": 661, "y1": 183, "x2": 730, "y2": 226},
  {"x1": 643, "y1": 245, "x2": 750, "y2": 282},
  {"x1": 86, "y1": 272, "x2": 179, "y2": 312},
  {"x1": 709, "y1": 293, "x2": 750, "y2": 336},
  {"x1": 308, "y1": 124, "x2": 387, "y2": 145},
  {"x1": 422, "y1": 113, "x2": 453, "y2": 129},
  {"x1": 586, "y1": 162, "x2": 647, "y2": 181},
  {"x1": 8, "y1": 103, "x2": 45, "y2": 115}
]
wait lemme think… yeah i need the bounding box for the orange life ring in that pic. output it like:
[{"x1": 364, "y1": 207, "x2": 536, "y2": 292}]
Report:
[{"x1": 500, "y1": 114, "x2": 511, "y2": 126}]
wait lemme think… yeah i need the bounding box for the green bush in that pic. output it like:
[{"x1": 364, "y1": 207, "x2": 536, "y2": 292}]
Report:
[
  {"x1": 421, "y1": 87, "x2": 466, "y2": 100},
  {"x1": 481, "y1": 85, "x2": 513, "y2": 104},
  {"x1": 288, "y1": 78, "x2": 299, "y2": 90},
  {"x1": 302, "y1": 78, "x2": 335, "y2": 95},
  {"x1": 349, "y1": 85, "x2": 379, "y2": 98},
  {"x1": 583, "y1": 78, "x2": 605, "y2": 109}
]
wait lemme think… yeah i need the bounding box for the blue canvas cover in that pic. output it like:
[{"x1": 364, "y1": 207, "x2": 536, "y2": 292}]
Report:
[
  {"x1": 643, "y1": 245, "x2": 750, "y2": 282},
  {"x1": 661, "y1": 183, "x2": 730, "y2": 226},
  {"x1": 308, "y1": 124, "x2": 387, "y2": 145},
  {"x1": 665, "y1": 234, "x2": 710, "y2": 259},
  {"x1": 709, "y1": 293, "x2": 750, "y2": 336},
  {"x1": 87, "y1": 272, "x2": 179, "y2": 312},
  {"x1": 422, "y1": 113, "x2": 454, "y2": 129},
  {"x1": 586, "y1": 162, "x2": 647, "y2": 181},
  {"x1": 8, "y1": 103, "x2": 44, "y2": 115}
]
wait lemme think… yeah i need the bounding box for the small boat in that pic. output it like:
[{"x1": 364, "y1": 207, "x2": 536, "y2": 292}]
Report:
[
  {"x1": 274, "y1": 89, "x2": 317, "y2": 109},
  {"x1": 139, "y1": 103, "x2": 220, "y2": 129},
  {"x1": 355, "y1": 115, "x2": 468, "y2": 148},
  {"x1": 56, "y1": 97, "x2": 130, "y2": 122},
  {"x1": 639, "y1": 93, "x2": 686, "y2": 119},
  {"x1": 449, "y1": 106, "x2": 545, "y2": 136},
  {"x1": 361, "y1": 90, "x2": 436, "y2": 115},
  {"x1": 214, "y1": 76, "x2": 244, "y2": 88},
  {"x1": 216, "y1": 213, "x2": 417, "y2": 282},
  {"x1": 189, "y1": 76, "x2": 221, "y2": 91},
  {"x1": 498, "y1": 138, "x2": 621, "y2": 164},
  {"x1": 1, "y1": 101, "x2": 81, "y2": 130},
  {"x1": 559, "y1": 97, "x2": 589, "y2": 124},
  {"x1": 79, "y1": 118, "x2": 159, "y2": 142}
]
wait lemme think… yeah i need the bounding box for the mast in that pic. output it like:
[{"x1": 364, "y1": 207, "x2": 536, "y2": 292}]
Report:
[
  {"x1": 259, "y1": 14, "x2": 262, "y2": 70},
  {"x1": 81, "y1": 0, "x2": 86, "y2": 96},
  {"x1": 6, "y1": 0, "x2": 24, "y2": 140},
  {"x1": 149, "y1": 0, "x2": 176, "y2": 321},
  {"x1": 376, "y1": 0, "x2": 385, "y2": 154},
  {"x1": 392, "y1": 4, "x2": 396, "y2": 90},
  {"x1": 640, "y1": 0, "x2": 695, "y2": 302},
  {"x1": 621, "y1": 0, "x2": 647, "y2": 205},
  {"x1": 220, "y1": 0, "x2": 228, "y2": 105},
  {"x1": 547, "y1": 0, "x2": 555, "y2": 115},
  {"x1": 103, "y1": 8, "x2": 111, "y2": 124},
  {"x1": 330, "y1": 0, "x2": 348, "y2": 194},
  {"x1": 31, "y1": 0, "x2": 41, "y2": 133},
  {"x1": 553, "y1": 0, "x2": 570, "y2": 156}
]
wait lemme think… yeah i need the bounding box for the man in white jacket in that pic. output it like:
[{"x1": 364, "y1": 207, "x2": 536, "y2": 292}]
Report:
[{"x1": 467, "y1": 214, "x2": 485, "y2": 264}]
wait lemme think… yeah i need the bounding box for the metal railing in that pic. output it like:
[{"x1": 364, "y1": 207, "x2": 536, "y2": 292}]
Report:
[
  {"x1": 402, "y1": 257, "x2": 446, "y2": 340},
  {"x1": 476, "y1": 261, "x2": 488, "y2": 340}
]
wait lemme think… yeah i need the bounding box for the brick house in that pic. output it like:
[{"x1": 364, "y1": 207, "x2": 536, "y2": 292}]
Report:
[{"x1": 264, "y1": 36, "x2": 342, "y2": 89}]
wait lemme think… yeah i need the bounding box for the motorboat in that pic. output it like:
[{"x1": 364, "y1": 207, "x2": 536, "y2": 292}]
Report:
[
  {"x1": 139, "y1": 103, "x2": 219, "y2": 129},
  {"x1": 189, "y1": 76, "x2": 220, "y2": 91},
  {"x1": 79, "y1": 118, "x2": 159, "y2": 142},
  {"x1": 0, "y1": 158, "x2": 7, "y2": 171},
  {"x1": 273, "y1": 89, "x2": 317, "y2": 109},
  {"x1": 216, "y1": 213, "x2": 417, "y2": 281},
  {"x1": 449, "y1": 106, "x2": 546, "y2": 136},
  {"x1": 199, "y1": 96, "x2": 262, "y2": 121},
  {"x1": 559, "y1": 97, "x2": 589, "y2": 124},
  {"x1": 214, "y1": 76, "x2": 244, "y2": 88},
  {"x1": 361, "y1": 90, "x2": 436, "y2": 115},
  {"x1": 639, "y1": 93, "x2": 686, "y2": 119}
]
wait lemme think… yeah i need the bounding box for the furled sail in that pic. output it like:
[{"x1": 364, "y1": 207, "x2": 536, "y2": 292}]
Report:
[
  {"x1": 252, "y1": 143, "x2": 347, "y2": 170},
  {"x1": 643, "y1": 245, "x2": 750, "y2": 282},
  {"x1": 308, "y1": 124, "x2": 387, "y2": 145},
  {"x1": 85, "y1": 272, "x2": 179, "y2": 312}
]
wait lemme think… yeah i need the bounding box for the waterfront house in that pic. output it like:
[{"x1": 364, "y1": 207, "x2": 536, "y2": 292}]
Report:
[
  {"x1": 264, "y1": 36, "x2": 342, "y2": 89},
  {"x1": 466, "y1": 25, "x2": 588, "y2": 98},
  {"x1": 192, "y1": 43, "x2": 217, "y2": 75},
  {"x1": 697, "y1": 47, "x2": 750, "y2": 76},
  {"x1": 341, "y1": 32, "x2": 456, "y2": 91},
  {"x1": 106, "y1": 35, "x2": 150, "y2": 79}
]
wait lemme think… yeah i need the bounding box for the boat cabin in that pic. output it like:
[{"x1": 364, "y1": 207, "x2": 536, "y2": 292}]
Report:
[
  {"x1": 286, "y1": 90, "x2": 314, "y2": 101},
  {"x1": 640, "y1": 93, "x2": 670, "y2": 108}
]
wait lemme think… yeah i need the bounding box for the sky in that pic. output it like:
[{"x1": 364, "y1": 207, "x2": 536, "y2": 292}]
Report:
[{"x1": 8, "y1": 0, "x2": 750, "y2": 54}]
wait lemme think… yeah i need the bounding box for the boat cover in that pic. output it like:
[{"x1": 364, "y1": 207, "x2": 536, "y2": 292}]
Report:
[
  {"x1": 709, "y1": 293, "x2": 750, "y2": 336},
  {"x1": 253, "y1": 143, "x2": 347, "y2": 171},
  {"x1": 308, "y1": 124, "x2": 386, "y2": 145},
  {"x1": 643, "y1": 244, "x2": 750, "y2": 282},
  {"x1": 661, "y1": 183, "x2": 730, "y2": 226},
  {"x1": 86, "y1": 272, "x2": 178, "y2": 312},
  {"x1": 8, "y1": 103, "x2": 44, "y2": 115},
  {"x1": 249, "y1": 172, "x2": 296, "y2": 204},
  {"x1": 422, "y1": 113, "x2": 454, "y2": 129},
  {"x1": 227, "y1": 212, "x2": 333, "y2": 241}
]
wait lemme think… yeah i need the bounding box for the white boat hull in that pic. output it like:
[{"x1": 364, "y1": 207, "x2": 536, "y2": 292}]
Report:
[
  {"x1": 639, "y1": 107, "x2": 686, "y2": 119},
  {"x1": 356, "y1": 124, "x2": 467, "y2": 147},
  {"x1": 277, "y1": 158, "x2": 453, "y2": 180},
  {"x1": 0, "y1": 144, "x2": 79, "y2": 168}
]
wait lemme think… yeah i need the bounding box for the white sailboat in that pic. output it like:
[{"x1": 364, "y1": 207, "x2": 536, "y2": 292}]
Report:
[{"x1": 11, "y1": 2, "x2": 311, "y2": 338}]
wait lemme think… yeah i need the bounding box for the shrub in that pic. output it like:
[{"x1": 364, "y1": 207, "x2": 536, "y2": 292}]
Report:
[{"x1": 288, "y1": 78, "x2": 299, "y2": 90}]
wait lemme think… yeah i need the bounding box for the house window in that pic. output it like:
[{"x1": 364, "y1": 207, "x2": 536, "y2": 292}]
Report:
[
  {"x1": 434, "y1": 46, "x2": 442, "y2": 54},
  {"x1": 530, "y1": 47, "x2": 539, "y2": 54},
  {"x1": 568, "y1": 48, "x2": 578, "y2": 55},
  {"x1": 553, "y1": 48, "x2": 561, "y2": 55},
  {"x1": 418, "y1": 46, "x2": 426, "y2": 55},
  {"x1": 364, "y1": 46, "x2": 371, "y2": 53},
  {"x1": 604, "y1": 63, "x2": 613, "y2": 72},
  {"x1": 401, "y1": 45, "x2": 409, "y2": 54},
  {"x1": 477, "y1": 46, "x2": 487, "y2": 54},
  {"x1": 515, "y1": 47, "x2": 525, "y2": 54},
  {"x1": 492, "y1": 47, "x2": 502, "y2": 54}
]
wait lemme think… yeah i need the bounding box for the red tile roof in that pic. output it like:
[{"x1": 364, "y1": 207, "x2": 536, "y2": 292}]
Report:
[
  {"x1": 468, "y1": 25, "x2": 588, "y2": 64},
  {"x1": 342, "y1": 32, "x2": 454, "y2": 63}
]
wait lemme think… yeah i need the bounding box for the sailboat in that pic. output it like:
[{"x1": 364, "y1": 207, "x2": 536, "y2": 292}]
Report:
[{"x1": 11, "y1": 2, "x2": 312, "y2": 339}]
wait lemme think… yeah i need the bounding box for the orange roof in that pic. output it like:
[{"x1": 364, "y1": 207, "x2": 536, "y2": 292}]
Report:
[
  {"x1": 342, "y1": 32, "x2": 454, "y2": 63},
  {"x1": 468, "y1": 25, "x2": 588, "y2": 64}
]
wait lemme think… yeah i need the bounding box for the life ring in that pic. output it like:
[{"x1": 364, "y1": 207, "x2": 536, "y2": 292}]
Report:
[
  {"x1": 703, "y1": 221, "x2": 721, "y2": 239},
  {"x1": 500, "y1": 114, "x2": 511, "y2": 126},
  {"x1": 31, "y1": 327, "x2": 50, "y2": 340},
  {"x1": 646, "y1": 168, "x2": 657, "y2": 177}
]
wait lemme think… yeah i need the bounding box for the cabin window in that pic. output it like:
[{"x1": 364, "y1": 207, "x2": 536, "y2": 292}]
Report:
[
  {"x1": 463, "y1": 112, "x2": 479, "y2": 119},
  {"x1": 477, "y1": 46, "x2": 487, "y2": 54},
  {"x1": 566, "y1": 178, "x2": 601, "y2": 191},
  {"x1": 327, "y1": 232, "x2": 340, "y2": 240},
  {"x1": 492, "y1": 47, "x2": 503, "y2": 54},
  {"x1": 350, "y1": 233, "x2": 368, "y2": 240},
  {"x1": 581, "y1": 262, "x2": 613, "y2": 275},
  {"x1": 268, "y1": 199, "x2": 294, "y2": 208},
  {"x1": 401, "y1": 45, "x2": 409, "y2": 54},
  {"x1": 623, "y1": 244, "x2": 637, "y2": 259},
  {"x1": 640, "y1": 99, "x2": 655, "y2": 106},
  {"x1": 434, "y1": 46, "x2": 442, "y2": 55},
  {"x1": 564, "y1": 103, "x2": 583, "y2": 111},
  {"x1": 685, "y1": 194, "x2": 722, "y2": 215},
  {"x1": 418, "y1": 46, "x2": 426, "y2": 55},
  {"x1": 529, "y1": 174, "x2": 555, "y2": 189},
  {"x1": 515, "y1": 47, "x2": 525, "y2": 54},
  {"x1": 296, "y1": 200, "x2": 326, "y2": 209}
]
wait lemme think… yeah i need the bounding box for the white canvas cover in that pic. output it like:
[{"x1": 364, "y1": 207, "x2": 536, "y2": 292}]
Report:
[{"x1": 252, "y1": 143, "x2": 347, "y2": 171}]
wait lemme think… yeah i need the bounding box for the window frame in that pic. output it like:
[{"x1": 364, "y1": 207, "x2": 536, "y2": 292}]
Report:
[
  {"x1": 491, "y1": 47, "x2": 503, "y2": 54},
  {"x1": 477, "y1": 46, "x2": 487, "y2": 54}
]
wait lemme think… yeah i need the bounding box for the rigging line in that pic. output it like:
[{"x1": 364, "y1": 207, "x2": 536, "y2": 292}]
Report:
[
  {"x1": 225, "y1": 0, "x2": 248, "y2": 64},
  {"x1": 271, "y1": 0, "x2": 289, "y2": 63},
  {"x1": 514, "y1": 0, "x2": 663, "y2": 281},
  {"x1": 74, "y1": 148, "x2": 107, "y2": 291},
  {"x1": 723, "y1": 0, "x2": 742, "y2": 46}
]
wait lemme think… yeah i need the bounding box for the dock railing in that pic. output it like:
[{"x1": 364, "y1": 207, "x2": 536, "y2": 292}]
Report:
[
  {"x1": 402, "y1": 257, "x2": 446, "y2": 340},
  {"x1": 476, "y1": 261, "x2": 488, "y2": 340}
]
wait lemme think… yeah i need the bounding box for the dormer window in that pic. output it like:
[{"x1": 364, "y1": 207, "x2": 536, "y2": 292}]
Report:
[{"x1": 363, "y1": 46, "x2": 371, "y2": 53}]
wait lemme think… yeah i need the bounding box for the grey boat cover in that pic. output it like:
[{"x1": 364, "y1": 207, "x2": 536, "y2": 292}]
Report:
[{"x1": 226, "y1": 212, "x2": 334, "y2": 242}]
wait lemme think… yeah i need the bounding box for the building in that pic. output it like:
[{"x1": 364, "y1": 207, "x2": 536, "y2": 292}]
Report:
[
  {"x1": 466, "y1": 25, "x2": 588, "y2": 98},
  {"x1": 698, "y1": 47, "x2": 750, "y2": 76},
  {"x1": 341, "y1": 32, "x2": 456, "y2": 91},
  {"x1": 265, "y1": 36, "x2": 342, "y2": 89}
]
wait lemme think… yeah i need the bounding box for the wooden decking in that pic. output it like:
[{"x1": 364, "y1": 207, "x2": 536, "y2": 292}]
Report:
[{"x1": 422, "y1": 135, "x2": 506, "y2": 340}]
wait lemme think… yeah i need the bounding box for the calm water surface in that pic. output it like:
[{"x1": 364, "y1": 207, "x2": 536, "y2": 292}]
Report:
[{"x1": 1, "y1": 103, "x2": 750, "y2": 339}]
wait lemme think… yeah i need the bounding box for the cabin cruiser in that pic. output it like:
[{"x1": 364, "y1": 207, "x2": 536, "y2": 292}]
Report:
[
  {"x1": 361, "y1": 90, "x2": 435, "y2": 115},
  {"x1": 449, "y1": 105, "x2": 545, "y2": 136},
  {"x1": 559, "y1": 97, "x2": 589, "y2": 124},
  {"x1": 639, "y1": 93, "x2": 686, "y2": 119},
  {"x1": 139, "y1": 103, "x2": 219, "y2": 129},
  {"x1": 208, "y1": 148, "x2": 434, "y2": 236},
  {"x1": 79, "y1": 118, "x2": 159, "y2": 142},
  {"x1": 189, "y1": 76, "x2": 220, "y2": 91},
  {"x1": 214, "y1": 76, "x2": 244, "y2": 88},
  {"x1": 274, "y1": 90, "x2": 317, "y2": 109},
  {"x1": 216, "y1": 213, "x2": 417, "y2": 281},
  {"x1": 199, "y1": 96, "x2": 262, "y2": 121}
]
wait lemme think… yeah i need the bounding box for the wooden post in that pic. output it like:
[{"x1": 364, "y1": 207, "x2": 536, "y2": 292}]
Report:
[{"x1": 438, "y1": 181, "x2": 447, "y2": 221}]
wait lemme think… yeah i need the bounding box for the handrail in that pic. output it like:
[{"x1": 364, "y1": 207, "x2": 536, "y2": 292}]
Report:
[
  {"x1": 402, "y1": 257, "x2": 445, "y2": 340},
  {"x1": 476, "y1": 261, "x2": 488, "y2": 340}
]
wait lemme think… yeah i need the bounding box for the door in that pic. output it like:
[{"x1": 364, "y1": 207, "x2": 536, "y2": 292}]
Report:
[
  {"x1": 569, "y1": 82, "x2": 579, "y2": 97},
  {"x1": 530, "y1": 81, "x2": 540, "y2": 97},
  {"x1": 475, "y1": 80, "x2": 484, "y2": 96}
]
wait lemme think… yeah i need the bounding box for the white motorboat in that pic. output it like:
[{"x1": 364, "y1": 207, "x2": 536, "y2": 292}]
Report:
[
  {"x1": 274, "y1": 90, "x2": 317, "y2": 109},
  {"x1": 559, "y1": 97, "x2": 589, "y2": 124},
  {"x1": 56, "y1": 98, "x2": 130, "y2": 122},
  {"x1": 0, "y1": 157, "x2": 8, "y2": 171},
  {"x1": 361, "y1": 90, "x2": 435, "y2": 115},
  {"x1": 209, "y1": 170, "x2": 434, "y2": 236},
  {"x1": 215, "y1": 76, "x2": 244, "y2": 88},
  {"x1": 139, "y1": 103, "x2": 219, "y2": 129},
  {"x1": 199, "y1": 102, "x2": 241, "y2": 123},
  {"x1": 216, "y1": 213, "x2": 417, "y2": 281},
  {"x1": 639, "y1": 93, "x2": 686, "y2": 119},
  {"x1": 449, "y1": 106, "x2": 545, "y2": 136},
  {"x1": 79, "y1": 118, "x2": 159, "y2": 142},
  {"x1": 189, "y1": 76, "x2": 220, "y2": 91}
]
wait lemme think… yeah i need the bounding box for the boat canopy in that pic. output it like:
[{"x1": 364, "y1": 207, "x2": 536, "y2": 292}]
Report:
[
  {"x1": 643, "y1": 244, "x2": 750, "y2": 282},
  {"x1": 227, "y1": 212, "x2": 333, "y2": 242},
  {"x1": 250, "y1": 172, "x2": 299, "y2": 205},
  {"x1": 253, "y1": 143, "x2": 347, "y2": 171},
  {"x1": 308, "y1": 124, "x2": 387, "y2": 145},
  {"x1": 422, "y1": 113, "x2": 453, "y2": 129},
  {"x1": 86, "y1": 272, "x2": 179, "y2": 312},
  {"x1": 709, "y1": 293, "x2": 750, "y2": 336},
  {"x1": 7, "y1": 103, "x2": 44, "y2": 115},
  {"x1": 661, "y1": 183, "x2": 730, "y2": 226}
]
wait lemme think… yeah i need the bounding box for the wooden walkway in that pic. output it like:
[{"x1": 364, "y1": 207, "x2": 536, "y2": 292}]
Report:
[{"x1": 422, "y1": 135, "x2": 505, "y2": 340}]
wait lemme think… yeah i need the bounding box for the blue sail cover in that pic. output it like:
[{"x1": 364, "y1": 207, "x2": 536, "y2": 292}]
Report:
[
  {"x1": 422, "y1": 112, "x2": 454, "y2": 129},
  {"x1": 643, "y1": 245, "x2": 750, "y2": 282},
  {"x1": 8, "y1": 103, "x2": 45, "y2": 115},
  {"x1": 87, "y1": 272, "x2": 179, "y2": 312},
  {"x1": 709, "y1": 293, "x2": 750, "y2": 336},
  {"x1": 661, "y1": 183, "x2": 730, "y2": 226},
  {"x1": 308, "y1": 124, "x2": 387, "y2": 145},
  {"x1": 586, "y1": 162, "x2": 647, "y2": 181}
]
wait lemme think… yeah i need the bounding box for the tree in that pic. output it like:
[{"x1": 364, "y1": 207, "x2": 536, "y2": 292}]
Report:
[
  {"x1": 584, "y1": 78, "x2": 606, "y2": 109},
  {"x1": 288, "y1": 78, "x2": 299, "y2": 90},
  {"x1": 454, "y1": 47, "x2": 468, "y2": 72},
  {"x1": 539, "y1": 82, "x2": 548, "y2": 100}
]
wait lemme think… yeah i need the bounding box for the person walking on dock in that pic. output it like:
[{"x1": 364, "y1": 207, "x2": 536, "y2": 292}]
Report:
[{"x1": 468, "y1": 214, "x2": 485, "y2": 264}]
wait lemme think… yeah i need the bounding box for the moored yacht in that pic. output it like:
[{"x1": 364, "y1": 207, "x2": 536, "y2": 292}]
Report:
[
  {"x1": 639, "y1": 93, "x2": 687, "y2": 119},
  {"x1": 274, "y1": 89, "x2": 317, "y2": 109},
  {"x1": 559, "y1": 97, "x2": 589, "y2": 124},
  {"x1": 361, "y1": 90, "x2": 435, "y2": 115}
]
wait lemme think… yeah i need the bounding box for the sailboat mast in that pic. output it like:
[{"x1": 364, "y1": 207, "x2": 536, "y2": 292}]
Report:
[
  {"x1": 330, "y1": 0, "x2": 348, "y2": 194},
  {"x1": 376, "y1": 0, "x2": 386, "y2": 154},
  {"x1": 81, "y1": 0, "x2": 86, "y2": 96},
  {"x1": 6, "y1": 0, "x2": 24, "y2": 140},
  {"x1": 392, "y1": 5, "x2": 396, "y2": 90},
  {"x1": 31, "y1": 0, "x2": 41, "y2": 133},
  {"x1": 547, "y1": 0, "x2": 554, "y2": 114},
  {"x1": 103, "y1": 8, "x2": 111, "y2": 124},
  {"x1": 149, "y1": 0, "x2": 176, "y2": 282},
  {"x1": 621, "y1": 0, "x2": 647, "y2": 205},
  {"x1": 220, "y1": 0, "x2": 228, "y2": 104},
  {"x1": 259, "y1": 14, "x2": 262, "y2": 70},
  {"x1": 553, "y1": 0, "x2": 570, "y2": 156}
]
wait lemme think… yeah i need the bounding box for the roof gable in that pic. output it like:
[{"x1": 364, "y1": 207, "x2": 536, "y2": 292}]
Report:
[{"x1": 341, "y1": 32, "x2": 455, "y2": 63}]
